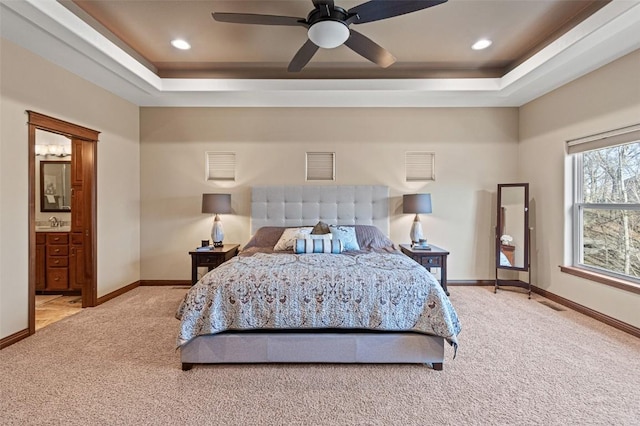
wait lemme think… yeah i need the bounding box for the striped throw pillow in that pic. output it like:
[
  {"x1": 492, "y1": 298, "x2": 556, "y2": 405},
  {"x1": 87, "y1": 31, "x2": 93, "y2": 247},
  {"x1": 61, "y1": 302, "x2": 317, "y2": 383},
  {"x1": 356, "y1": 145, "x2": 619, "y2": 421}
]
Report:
[{"x1": 294, "y1": 238, "x2": 343, "y2": 254}]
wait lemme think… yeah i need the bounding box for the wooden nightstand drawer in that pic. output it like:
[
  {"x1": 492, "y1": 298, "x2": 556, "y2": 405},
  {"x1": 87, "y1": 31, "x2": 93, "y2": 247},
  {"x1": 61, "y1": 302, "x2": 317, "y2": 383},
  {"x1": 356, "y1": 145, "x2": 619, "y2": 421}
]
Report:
[
  {"x1": 421, "y1": 256, "x2": 441, "y2": 267},
  {"x1": 399, "y1": 244, "x2": 450, "y2": 296},
  {"x1": 198, "y1": 255, "x2": 223, "y2": 267},
  {"x1": 189, "y1": 244, "x2": 240, "y2": 285}
]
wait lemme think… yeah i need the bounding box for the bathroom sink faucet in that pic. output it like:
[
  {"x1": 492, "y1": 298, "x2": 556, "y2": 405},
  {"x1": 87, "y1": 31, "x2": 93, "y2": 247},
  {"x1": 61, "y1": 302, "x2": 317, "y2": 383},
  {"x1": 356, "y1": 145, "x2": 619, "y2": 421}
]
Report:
[{"x1": 49, "y1": 216, "x2": 59, "y2": 227}]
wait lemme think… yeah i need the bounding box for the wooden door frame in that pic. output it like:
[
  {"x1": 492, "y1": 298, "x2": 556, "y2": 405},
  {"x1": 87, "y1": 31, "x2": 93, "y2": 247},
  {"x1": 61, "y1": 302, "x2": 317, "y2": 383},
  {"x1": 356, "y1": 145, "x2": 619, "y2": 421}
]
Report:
[{"x1": 27, "y1": 111, "x2": 99, "y2": 334}]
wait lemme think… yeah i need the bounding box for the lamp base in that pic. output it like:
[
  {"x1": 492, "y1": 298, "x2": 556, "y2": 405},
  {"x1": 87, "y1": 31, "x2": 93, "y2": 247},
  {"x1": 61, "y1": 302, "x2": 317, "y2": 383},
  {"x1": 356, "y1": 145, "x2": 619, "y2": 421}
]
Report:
[
  {"x1": 409, "y1": 216, "x2": 424, "y2": 244},
  {"x1": 211, "y1": 215, "x2": 224, "y2": 248}
]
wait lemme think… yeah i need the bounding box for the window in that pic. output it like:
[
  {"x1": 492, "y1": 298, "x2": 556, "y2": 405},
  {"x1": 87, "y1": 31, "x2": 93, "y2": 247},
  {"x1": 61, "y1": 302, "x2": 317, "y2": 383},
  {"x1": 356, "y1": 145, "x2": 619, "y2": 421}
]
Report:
[{"x1": 570, "y1": 127, "x2": 640, "y2": 283}]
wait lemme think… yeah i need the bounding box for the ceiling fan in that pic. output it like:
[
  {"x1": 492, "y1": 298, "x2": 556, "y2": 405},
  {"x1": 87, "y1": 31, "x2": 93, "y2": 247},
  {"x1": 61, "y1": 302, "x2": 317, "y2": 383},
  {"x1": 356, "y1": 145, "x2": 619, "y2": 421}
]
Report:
[{"x1": 212, "y1": 0, "x2": 448, "y2": 72}]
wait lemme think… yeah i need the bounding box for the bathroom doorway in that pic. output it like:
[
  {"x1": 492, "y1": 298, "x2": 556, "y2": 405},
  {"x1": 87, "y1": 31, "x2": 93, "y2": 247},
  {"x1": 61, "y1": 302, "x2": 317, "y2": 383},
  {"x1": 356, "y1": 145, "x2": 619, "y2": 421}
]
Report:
[{"x1": 27, "y1": 111, "x2": 99, "y2": 335}]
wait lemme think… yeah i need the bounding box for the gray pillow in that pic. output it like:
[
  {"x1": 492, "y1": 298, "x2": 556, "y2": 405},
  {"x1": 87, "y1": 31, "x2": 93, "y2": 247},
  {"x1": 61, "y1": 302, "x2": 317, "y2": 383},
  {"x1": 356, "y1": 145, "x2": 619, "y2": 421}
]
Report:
[
  {"x1": 311, "y1": 221, "x2": 331, "y2": 235},
  {"x1": 354, "y1": 225, "x2": 395, "y2": 250},
  {"x1": 242, "y1": 227, "x2": 286, "y2": 250}
]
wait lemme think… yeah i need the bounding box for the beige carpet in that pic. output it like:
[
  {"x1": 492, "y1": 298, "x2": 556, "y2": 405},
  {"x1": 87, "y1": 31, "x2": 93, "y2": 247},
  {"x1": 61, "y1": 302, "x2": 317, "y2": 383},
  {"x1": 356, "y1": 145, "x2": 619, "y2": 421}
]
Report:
[{"x1": 1, "y1": 286, "x2": 639, "y2": 425}]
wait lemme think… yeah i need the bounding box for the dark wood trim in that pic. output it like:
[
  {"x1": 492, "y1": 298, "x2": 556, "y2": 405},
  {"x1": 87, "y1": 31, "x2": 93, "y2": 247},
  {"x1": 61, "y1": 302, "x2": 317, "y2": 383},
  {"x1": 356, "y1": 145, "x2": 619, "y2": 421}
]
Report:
[
  {"x1": 96, "y1": 281, "x2": 140, "y2": 305},
  {"x1": 94, "y1": 280, "x2": 191, "y2": 305},
  {"x1": 83, "y1": 140, "x2": 98, "y2": 308},
  {"x1": 560, "y1": 266, "x2": 640, "y2": 295},
  {"x1": 139, "y1": 280, "x2": 191, "y2": 286},
  {"x1": 531, "y1": 285, "x2": 640, "y2": 339},
  {"x1": 448, "y1": 280, "x2": 495, "y2": 286},
  {"x1": 28, "y1": 123, "x2": 36, "y2": 335},
  {"x1": 27, "y1": 111, "x2": 100, "y2": 338},
  {"x1": 27, "y1": 111, "x2": 100, "y2": 141},
  {"x1": 0, "y1": 328, "x2": 30, "y2": 350}
]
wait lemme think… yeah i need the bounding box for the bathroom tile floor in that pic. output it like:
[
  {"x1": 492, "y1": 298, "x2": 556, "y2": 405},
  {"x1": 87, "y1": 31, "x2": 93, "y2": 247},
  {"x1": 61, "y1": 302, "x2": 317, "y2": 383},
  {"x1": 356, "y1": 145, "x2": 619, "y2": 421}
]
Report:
[{"x1": 35, "y1": 295, "x2": 82, "y2": 331}]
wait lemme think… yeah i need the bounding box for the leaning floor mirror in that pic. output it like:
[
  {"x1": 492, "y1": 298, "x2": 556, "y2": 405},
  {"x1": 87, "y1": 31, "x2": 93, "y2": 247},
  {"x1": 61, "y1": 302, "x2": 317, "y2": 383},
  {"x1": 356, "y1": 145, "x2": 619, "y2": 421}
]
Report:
[{"x1": 495, "y1": 183, "x2": 531, "y2": 298}]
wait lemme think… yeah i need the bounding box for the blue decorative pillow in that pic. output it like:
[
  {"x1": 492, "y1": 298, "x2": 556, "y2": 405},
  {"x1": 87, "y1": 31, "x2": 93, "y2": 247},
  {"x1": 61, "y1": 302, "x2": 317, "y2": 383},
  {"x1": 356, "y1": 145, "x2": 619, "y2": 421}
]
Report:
[
  {"x1": 329, "y1": 225, "x2": 360, "y2": 251},
  {"x1": 294, "y1": 238, "x2": 343, "y2": 254}
]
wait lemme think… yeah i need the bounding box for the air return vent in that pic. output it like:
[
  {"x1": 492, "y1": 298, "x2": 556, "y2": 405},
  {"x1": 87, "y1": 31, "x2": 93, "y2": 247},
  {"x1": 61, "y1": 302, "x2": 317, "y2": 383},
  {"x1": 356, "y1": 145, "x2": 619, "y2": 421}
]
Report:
[
  {"x1": 406, "y1": 151, "x2": 435, "y2": 181},
  {"x1": 206, "y1": 152, "x2": 235, "y2": 181},
  {"x1": 306, "y1": 152, "x2": 335, "y2": 181}
]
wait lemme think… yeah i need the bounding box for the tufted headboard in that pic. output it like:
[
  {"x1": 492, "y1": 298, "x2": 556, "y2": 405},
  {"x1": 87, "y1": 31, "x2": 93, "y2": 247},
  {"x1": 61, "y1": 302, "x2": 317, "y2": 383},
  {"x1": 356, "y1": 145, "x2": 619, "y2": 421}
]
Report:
[{"x1": 251, "y1": 185, "x2": 389, "y2": 235}]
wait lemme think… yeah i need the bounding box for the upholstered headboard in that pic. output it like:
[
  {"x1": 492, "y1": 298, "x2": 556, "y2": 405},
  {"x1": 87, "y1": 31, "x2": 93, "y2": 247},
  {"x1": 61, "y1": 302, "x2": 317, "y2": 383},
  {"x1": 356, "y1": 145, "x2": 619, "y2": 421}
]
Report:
[{"x1": 251, "y1": 185, "x2": 389, "y2": 235}]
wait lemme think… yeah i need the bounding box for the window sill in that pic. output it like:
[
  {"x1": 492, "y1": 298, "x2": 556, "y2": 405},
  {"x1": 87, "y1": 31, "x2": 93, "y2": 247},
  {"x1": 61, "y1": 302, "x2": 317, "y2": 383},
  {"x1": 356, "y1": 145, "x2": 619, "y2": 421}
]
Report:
[{"x1": 560, "y1": 266, "x2": 640, "y2": 295}]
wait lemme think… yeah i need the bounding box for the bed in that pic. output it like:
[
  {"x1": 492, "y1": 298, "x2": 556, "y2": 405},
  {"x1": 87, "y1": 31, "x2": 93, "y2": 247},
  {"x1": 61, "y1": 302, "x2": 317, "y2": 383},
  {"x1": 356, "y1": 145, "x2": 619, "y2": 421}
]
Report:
[{"x1": 177, "y1": 185, "x2": 461, "y2": 370}]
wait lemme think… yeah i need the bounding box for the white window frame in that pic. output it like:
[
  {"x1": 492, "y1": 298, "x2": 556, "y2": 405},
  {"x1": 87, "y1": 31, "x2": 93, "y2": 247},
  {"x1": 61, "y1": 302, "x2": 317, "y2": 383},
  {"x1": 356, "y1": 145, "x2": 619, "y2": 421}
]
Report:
[{"x1": 571, "y1": 136, "x2": 640, "y2": 285}]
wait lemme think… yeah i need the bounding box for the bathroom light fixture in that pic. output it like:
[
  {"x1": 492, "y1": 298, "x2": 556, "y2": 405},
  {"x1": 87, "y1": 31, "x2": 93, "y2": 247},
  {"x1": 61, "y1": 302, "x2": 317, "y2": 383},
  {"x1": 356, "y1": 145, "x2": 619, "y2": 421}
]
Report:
[
  {"x1": 35, "y1": 144, "x2": 71, "y2": 157},
  {"x1": 403, "y1": 193, "x2": 432, "y2": 245},
  {"x1": 472, "y1": 39, "x2": 492, "y2": 50},
  {"x1": 202, "y1": 193, "x2": 232, "y2": 247},
  {"x1": 307, "y1": 20, "x2": 350, "y2": 49},
  {"x1": 171, "y1": 39, "x2": 191, "y2": 50}
]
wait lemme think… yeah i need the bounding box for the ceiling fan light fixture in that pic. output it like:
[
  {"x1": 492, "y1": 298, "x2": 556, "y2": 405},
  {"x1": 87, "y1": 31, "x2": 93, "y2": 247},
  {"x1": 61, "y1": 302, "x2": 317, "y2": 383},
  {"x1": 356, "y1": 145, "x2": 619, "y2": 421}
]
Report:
[
  {"x1": 471, "y1": 39, "x2": 492, "y2": 50},
  {"x1": 308, "y1": 20, "x2": 349, "y2": 49},
  {"x1": 171, "y1": 39, "x2": 191, "y2": 50}
]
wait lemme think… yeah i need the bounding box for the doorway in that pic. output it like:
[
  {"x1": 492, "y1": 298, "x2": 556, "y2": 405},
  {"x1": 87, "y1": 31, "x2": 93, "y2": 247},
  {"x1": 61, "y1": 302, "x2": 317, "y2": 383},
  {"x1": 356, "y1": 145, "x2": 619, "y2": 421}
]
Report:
[{"x1": 27, "y1": 111, "x2": 99, "y2": 335}]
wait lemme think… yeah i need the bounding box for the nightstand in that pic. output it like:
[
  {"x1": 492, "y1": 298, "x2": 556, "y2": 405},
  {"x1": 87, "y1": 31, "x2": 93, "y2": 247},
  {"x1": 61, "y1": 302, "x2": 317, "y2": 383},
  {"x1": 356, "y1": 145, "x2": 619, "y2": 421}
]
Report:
[
  {"x1": 188, "y1": 244, "x2": 240, "y2": 285},
  {"x1": 399, "y1": 244, "x2": 450, "y2": 296}
]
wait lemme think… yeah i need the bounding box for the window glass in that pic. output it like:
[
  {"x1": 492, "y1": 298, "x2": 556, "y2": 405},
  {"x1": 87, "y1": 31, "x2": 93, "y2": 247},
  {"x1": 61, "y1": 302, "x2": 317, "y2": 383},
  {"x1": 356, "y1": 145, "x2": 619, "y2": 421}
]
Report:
[
  {"x1": 583, "y1": 144, "x2": 640, "y2": 204},
  {"x1": 575, "y1": 142, "x2": 640, "y2": 281}
]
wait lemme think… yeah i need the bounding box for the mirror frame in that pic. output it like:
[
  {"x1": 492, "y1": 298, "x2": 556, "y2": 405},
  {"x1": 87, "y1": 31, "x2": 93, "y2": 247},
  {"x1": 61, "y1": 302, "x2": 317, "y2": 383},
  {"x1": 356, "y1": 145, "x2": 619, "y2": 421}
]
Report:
[
  {"x1": 39, "y1": 160, "x2": 71, "y2": 212},
  {"x1": 496, "y1": 183, "x2": 529, "y2": 271}
]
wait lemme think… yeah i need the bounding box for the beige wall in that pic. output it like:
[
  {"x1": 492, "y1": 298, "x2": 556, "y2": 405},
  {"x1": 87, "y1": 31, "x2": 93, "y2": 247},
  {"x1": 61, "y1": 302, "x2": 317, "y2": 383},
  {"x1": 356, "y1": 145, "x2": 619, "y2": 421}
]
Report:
[
  {"x1": 519, "y1": 49, "x2": 640, "y2": 328},
  {"x1": 0, "y1": 39, "x2": 141, "y2": 339},
  {"x1": 4, "y1": 36, "x2": 636, "y2": 342},
  {"x1": 140, "y1": 107, "x2": 519, "y2": 281}
]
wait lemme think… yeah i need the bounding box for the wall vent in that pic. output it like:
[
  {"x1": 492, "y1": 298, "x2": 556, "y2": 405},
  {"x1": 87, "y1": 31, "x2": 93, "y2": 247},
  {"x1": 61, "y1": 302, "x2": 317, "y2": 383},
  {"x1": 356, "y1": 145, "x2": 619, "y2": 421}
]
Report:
[
  {"x1": 405, "y1": 151, "x2": 435, "y2": 181},
  {"x1": 306, "y1": 152, "x2": 335, "y2": 181},
  {"x1": 206, "y1": 152, "x2": 235, "y2": 181}
]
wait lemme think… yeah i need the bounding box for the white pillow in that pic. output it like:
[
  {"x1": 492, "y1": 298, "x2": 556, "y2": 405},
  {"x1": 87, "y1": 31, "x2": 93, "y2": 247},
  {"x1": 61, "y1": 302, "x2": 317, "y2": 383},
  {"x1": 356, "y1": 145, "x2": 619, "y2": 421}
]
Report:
[
  {"x1": 307, "y1": 234, "x2": 332, "y2": 240},
  {"x1": 273, "y1": 227, "x2": 313, "y2": 251}
]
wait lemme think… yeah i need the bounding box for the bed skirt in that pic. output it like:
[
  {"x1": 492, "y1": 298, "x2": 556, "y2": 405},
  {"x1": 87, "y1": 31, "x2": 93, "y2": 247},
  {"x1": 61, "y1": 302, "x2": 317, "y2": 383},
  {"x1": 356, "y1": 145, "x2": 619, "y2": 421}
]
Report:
[{"x1": 180, "y1": 331, "x2": 445, "y2": 371}]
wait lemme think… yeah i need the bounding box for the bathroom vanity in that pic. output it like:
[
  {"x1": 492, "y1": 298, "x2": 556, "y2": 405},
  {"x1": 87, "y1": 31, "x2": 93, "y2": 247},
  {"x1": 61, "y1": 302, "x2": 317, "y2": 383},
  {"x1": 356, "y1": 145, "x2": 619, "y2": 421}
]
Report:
[{"x1": 36, "y1": 230, "x2": 81, "y2": 292}]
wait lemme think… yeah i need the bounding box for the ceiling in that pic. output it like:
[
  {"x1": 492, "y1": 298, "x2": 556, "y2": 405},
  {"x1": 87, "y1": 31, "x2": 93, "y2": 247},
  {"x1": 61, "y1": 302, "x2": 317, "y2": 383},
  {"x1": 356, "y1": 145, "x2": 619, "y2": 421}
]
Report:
[{"x1": 1, "y1": 0, "x2": 640, "y2": 107}]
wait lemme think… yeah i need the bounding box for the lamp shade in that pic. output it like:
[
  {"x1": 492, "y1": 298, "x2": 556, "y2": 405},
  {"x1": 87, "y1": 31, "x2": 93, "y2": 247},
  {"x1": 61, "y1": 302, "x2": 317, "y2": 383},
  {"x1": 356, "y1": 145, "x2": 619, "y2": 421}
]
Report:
[
  {"x1": 202, "y1": 193, "x2": 231, "y2": 214},
  {"x1": 403, "y1": 194, "x2": 432, "y2": 214}
]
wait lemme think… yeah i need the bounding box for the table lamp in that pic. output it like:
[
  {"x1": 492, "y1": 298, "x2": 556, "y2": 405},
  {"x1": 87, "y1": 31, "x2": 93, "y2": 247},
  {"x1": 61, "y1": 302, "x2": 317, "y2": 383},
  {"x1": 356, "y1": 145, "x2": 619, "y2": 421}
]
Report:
[
  {"x1": 202, "y1": 193, "x2": 231, "y2": 247},
  {"x1": 403, "y1": 193, "x2": 432, "y2": 245}
]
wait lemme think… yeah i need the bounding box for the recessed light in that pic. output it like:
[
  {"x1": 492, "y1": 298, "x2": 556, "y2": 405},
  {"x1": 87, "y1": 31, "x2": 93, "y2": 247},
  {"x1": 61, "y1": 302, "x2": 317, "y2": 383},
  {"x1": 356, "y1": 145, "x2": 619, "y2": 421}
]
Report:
[
  {"x1": 171, "y1": 39, "x2": 191, "y2": 50},
  {"x1": 472, "y1": 39, "x2": 492, "y2": 50}
]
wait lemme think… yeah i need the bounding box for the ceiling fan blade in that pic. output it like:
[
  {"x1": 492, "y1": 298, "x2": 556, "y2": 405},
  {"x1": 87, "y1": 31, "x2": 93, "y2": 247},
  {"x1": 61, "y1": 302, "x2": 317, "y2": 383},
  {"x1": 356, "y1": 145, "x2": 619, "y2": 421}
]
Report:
[
  {"x1": 288, "y1": 39, "x2": 320, "y2": 72},
  {"x1": 212, "y1": 12, "x2": 306, "y2": 27},
  {"x1": 348, "y1": 0, "x2": 447, "y2": 24},
  {"x1": 344, "y1": 30, "x2": 396, "y2": 68}
]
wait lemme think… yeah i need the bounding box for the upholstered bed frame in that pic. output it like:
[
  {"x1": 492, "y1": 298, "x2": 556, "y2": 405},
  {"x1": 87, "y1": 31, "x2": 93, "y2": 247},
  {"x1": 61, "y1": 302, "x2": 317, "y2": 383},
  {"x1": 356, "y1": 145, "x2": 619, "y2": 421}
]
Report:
[
  {"x1": 250, "y1": 185, "x2": 389, "y2": 235},
  {"x1": 181, "y1": 185, "x2": 446, "y2": 370}
]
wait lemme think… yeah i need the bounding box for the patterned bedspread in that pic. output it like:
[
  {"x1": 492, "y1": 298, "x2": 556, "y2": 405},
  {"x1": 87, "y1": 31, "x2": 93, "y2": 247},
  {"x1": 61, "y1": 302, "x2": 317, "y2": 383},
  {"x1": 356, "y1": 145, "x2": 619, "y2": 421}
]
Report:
[{"x1": 176, "y1": 251, "x2": 461, "y2": 349}]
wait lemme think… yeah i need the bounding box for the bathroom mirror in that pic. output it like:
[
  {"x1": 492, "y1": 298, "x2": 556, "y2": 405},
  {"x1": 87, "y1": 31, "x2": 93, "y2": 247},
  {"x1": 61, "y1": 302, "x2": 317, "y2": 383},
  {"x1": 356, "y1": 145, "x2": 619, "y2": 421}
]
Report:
[
  {"x1": 40, "y1": 161, "x2": 71, "y2": 212},
  {"x1": 496, "y1": 183, "x2": 529, "y2": 271}
]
